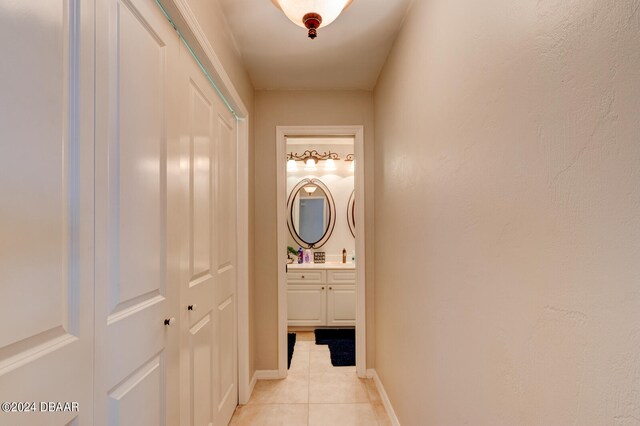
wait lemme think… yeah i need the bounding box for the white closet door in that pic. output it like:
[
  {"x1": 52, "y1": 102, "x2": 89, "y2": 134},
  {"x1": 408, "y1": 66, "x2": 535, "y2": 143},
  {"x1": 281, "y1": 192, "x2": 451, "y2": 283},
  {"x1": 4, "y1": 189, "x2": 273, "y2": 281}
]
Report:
[
  {"x1": 212, "y1": 81, "x2": 238, "y2": 426},
  {"x1": 178, "y1": 42, "x2": 238, "y2": 426},
  {"x1": 93, "y1": 0, "x2": 180, "y2": 424},
  {"x1": 0, "y1": 0, "x2": 94, "y2": 424}
]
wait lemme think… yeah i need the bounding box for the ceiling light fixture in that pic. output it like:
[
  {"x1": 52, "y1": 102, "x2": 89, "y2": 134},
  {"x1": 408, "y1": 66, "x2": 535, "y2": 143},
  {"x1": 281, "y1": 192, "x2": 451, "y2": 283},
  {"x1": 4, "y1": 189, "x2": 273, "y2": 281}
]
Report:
[
  {"x1": 271, "y1": 0, "x2": 354, "y2": 39},
  {"x1": 303, "y1": 185, "x2": 317, "y2": 194}
]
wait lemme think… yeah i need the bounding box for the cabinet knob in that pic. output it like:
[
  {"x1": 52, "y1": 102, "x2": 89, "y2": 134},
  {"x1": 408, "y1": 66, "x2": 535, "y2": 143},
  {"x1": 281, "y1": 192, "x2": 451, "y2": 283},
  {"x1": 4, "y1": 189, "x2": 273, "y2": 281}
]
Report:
[
  {"x1": 329, "y1": 286, "x2": 333, "y2": 290},
  {"x1": 164, "y1": 317, "x2": 176, "y2": 326},
  {"x1": 302, "y1": 275, "x2": 305, "y2": 279},
  {"x1": 321, "y1": 286, "x2": 325, "y2": 290},
  {"x1": 187, "y1": 304, "x2": 197, "y2": 311}
]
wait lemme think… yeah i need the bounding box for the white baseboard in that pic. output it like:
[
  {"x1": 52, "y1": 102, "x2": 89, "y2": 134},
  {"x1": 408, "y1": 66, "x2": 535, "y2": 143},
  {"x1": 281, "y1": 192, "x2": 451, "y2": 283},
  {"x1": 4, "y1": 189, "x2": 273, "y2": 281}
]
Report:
[
  {"x1": 254, "y1": 369, "x2": 284, "y2": 380},
  {"x1": 248, "y1": 371, "x2": 258, "y2": 400},
  {"x1": 367, "y1": 369, "x2": 400, "y2": 426}
]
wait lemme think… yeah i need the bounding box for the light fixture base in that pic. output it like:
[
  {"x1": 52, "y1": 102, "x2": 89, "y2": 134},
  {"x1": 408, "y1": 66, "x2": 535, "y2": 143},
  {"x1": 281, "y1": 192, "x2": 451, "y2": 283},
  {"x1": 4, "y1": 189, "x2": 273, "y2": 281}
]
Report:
[{"x1": 303, "y1": 13, "x2": 322, "y2": 39}]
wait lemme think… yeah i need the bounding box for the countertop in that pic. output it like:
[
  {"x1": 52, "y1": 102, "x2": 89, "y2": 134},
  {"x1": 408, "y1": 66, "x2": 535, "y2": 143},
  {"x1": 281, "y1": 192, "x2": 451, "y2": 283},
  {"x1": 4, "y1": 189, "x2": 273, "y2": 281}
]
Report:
[{"x1": 287, "y1": 262, "x2": 355, "y2": 270}]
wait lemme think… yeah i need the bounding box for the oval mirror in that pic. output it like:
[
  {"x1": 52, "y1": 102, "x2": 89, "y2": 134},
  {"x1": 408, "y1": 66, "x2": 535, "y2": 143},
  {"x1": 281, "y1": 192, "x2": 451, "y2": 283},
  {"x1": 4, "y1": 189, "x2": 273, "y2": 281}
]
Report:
[
  {"x1": 347, "y1": 190, "x2": 355, "y2": 238},
  {"x1": 287, "y1": 178, "x2": 336, "y2": 249}
]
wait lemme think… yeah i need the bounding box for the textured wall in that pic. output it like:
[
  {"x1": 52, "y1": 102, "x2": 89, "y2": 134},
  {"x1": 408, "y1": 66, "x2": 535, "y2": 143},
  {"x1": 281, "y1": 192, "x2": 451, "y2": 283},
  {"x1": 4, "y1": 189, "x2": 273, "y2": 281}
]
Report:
[
  {"x1": 374, "y1": 0, "x2": 640, "y2": 424},
  {"x1": 254, "y1": 90, "x2": 375, "y2": 370}
]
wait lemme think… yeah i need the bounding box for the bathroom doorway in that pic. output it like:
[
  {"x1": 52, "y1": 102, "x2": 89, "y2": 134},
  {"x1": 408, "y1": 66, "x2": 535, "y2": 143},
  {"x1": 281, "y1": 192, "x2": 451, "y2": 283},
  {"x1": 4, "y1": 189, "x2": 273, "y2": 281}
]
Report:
[{"x1": 276, "y1": 126, "x2": 366, "y2": 378}]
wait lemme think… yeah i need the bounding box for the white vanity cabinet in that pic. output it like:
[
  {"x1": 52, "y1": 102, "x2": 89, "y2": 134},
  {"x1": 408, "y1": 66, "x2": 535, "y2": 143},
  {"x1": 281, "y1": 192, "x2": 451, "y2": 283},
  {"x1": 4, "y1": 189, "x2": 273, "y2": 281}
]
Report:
[{"x1": 287, "y1": 266, "x2": 356, "y2": 326}]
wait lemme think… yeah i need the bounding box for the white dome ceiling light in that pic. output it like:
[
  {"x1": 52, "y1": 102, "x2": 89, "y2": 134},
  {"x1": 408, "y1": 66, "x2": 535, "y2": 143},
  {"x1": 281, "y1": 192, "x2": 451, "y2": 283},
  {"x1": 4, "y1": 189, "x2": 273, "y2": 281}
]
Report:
[{"x1": 271, "y1": 0, "x2": 354, "y2": 39}]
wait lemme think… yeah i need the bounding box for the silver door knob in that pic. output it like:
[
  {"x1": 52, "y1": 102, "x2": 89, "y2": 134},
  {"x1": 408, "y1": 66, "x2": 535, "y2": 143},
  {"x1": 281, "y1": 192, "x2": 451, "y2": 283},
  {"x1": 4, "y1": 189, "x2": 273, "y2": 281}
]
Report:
[
  {"x1": 164, "y1": 317, "x2": 176, "y2": 326},
  {"x1": 187, "y1": 304, "x2": 197, "y2": 311}
]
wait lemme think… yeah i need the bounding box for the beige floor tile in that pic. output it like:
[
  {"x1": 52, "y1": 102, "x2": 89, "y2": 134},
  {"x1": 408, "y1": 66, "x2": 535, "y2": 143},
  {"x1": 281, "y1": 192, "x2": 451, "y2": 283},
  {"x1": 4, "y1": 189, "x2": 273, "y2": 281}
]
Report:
[
  {"x1": 364, "y1": 379, "x2": 382, "y2": 403},
  {"x1": 294, "y1": 331, "x2": 315, "y2": 341},
  {"x1": 311, "y1": 343, "x2": 330, "y2": 352},
  {"x1": 249, "y1": 375, "x2": 309, "y2": 404},
  {"x1": 309, "y1": 350, "x2": 334, "y2": 373},
  {"x1": 289, "y1": 350, "x2": 310, "y2": 374},
  {"x1": 230, "y1": 404, "x2": 308, "y2": 426},
  {"x1": 308, "y1": 403, "x2": 378, "y2": 426},
  {"x1": 372, "y1": 402, "x2": 392, "y2": 426},
  {"x1": 309, "y1": 372, "x2": 370, "y2": 403},
  {"x1": 294, "y1": 340, "x2": 313, "y2": 352}
]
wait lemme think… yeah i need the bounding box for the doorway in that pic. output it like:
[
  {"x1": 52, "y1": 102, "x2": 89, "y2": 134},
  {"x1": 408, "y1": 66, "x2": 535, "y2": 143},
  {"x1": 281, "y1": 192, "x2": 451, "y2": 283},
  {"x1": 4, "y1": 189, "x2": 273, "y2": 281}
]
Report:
[{"x1": 276, "y1": 126, "x2": 366, "y2": 378}]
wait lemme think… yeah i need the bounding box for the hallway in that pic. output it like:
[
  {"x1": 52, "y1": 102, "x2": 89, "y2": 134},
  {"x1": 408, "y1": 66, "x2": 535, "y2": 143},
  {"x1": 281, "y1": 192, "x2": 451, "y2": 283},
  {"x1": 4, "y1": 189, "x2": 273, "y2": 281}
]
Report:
[{"x1": 230, "y1": 332, "x2": 390, "y2": 425}]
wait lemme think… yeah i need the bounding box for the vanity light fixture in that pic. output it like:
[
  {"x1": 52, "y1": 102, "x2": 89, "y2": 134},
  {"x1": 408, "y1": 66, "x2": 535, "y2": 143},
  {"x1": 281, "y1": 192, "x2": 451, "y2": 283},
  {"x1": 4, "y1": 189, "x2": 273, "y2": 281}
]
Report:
[
  {"x1": 287, "y1": 150, "x2": 340, "y2": 172},
  {"x1": 287, "y1": 158, "x2": 299, "y2": 172},
  {"x1": 304, "y1": 158, "x2": 317, "y2": 171},
  {"x1": 345, "y1": 153, "x2": 355, "y2": 172},
  {"x1": 324, "y1": 158, "x2": 337, "y2": 171},
  {"x1": 271, "y1": 0, "x2": 354, "y2": 39}
]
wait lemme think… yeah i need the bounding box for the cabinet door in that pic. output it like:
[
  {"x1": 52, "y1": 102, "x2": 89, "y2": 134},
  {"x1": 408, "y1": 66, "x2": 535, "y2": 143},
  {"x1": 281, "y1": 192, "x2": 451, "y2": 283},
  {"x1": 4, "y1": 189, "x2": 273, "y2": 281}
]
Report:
[
  {"x1": 287, "y1": 285, "x2": 327, "y2": 326},
  {"x1": 327, "y1": 285, "x2": 356, "y2": 326}
]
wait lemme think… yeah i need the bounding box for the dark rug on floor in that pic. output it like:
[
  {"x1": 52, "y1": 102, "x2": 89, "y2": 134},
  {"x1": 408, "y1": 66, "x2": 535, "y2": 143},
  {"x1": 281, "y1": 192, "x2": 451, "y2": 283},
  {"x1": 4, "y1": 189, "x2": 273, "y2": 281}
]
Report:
[
  {"x1": 287, "y1": 333, "x2": 296, "y2": 369},
  {"x1": 314, "y1": 328, "x2": 356, "y2": 367}
]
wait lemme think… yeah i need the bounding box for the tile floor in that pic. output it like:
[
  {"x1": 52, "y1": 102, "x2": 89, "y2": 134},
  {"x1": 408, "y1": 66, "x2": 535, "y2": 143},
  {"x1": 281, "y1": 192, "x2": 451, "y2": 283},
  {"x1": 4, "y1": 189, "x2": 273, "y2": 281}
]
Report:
[{"x1": 230, "y1": 331, "x2": 391, "y2": 426}]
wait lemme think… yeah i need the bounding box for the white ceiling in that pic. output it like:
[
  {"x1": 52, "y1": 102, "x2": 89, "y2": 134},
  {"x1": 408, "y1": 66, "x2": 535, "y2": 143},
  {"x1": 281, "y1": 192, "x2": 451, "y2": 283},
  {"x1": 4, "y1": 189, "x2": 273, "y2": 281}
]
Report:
[{"x1": 218, "y1": 0, "x2": 414, "y2": 90}]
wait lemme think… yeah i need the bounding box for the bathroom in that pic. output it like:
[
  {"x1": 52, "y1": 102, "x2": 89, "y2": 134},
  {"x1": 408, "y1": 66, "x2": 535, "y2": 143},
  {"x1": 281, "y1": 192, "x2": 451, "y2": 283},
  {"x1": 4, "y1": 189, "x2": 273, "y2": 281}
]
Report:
[{"x1": 284, "y1": 135, "x2": 358, "y2": 367}]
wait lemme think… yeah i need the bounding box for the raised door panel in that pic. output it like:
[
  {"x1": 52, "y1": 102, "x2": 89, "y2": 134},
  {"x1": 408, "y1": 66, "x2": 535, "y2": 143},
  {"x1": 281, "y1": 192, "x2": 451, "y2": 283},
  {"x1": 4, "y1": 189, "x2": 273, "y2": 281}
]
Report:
[
  {"x1": 327, "y1": 270, "x2": 356, "y2": 284},
  {"x1": 0, "y1": 0, "x2": 94, "y2": 424},
  {"x1": 189, "y1": 315, "x2": 213, "y2": 426},
  {"x1": 108, "y1": 355, "x2": 164, "y2": 425},
  {"x1": 287, "y1": 285, "x2": 327, "y2": 326},
  {"x1": 94, "y1": 0, "x2": 180, "y2": 424},
  {"x1": 190, "y1": 80, "x2": 213, "y2": 284},
  {"x1": 327, "y1": 285, "x2": 356, "y2": 326}
]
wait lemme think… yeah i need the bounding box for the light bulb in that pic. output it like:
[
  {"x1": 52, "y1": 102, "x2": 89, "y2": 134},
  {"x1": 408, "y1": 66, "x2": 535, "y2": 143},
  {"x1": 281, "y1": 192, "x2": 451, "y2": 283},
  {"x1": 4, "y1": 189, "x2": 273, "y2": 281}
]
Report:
[
  {"x1": 303, "y1": 185, "x2": 317, "y2": 194},
  {"x1": 287, "y1": 159, "x2": 298, "y2": 172},
  {"x1": 304, "y1": 158, "x2": 317, "y2": 171},
  {"x1": 324, "y1": 158, "x2": 336, "y2": 171}
]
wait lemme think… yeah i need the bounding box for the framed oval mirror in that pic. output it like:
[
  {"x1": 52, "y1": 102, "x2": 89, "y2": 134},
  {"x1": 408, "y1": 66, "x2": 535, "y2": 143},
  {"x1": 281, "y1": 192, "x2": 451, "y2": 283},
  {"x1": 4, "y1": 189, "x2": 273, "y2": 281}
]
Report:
[
  {"x1": 347, "y1": 190, "x2": 355, "y2": 238},
  {"x1": 287, "y1": 178, "x2": 336, "y2": 249}
]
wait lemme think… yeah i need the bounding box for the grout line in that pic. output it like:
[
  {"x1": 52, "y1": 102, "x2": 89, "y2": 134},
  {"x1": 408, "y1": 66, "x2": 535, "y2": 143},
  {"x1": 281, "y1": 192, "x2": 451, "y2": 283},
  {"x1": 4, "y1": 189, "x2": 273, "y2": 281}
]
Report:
[{"x1": 307, "y1": 345, "x2": 311, "y2": 426}]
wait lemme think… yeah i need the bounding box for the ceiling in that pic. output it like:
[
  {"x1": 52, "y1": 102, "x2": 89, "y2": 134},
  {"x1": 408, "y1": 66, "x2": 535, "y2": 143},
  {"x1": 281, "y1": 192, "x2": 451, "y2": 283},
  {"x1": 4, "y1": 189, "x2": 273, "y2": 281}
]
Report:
[{"x1": 218, "y1": 0, "x2": 414, "y2": 90}]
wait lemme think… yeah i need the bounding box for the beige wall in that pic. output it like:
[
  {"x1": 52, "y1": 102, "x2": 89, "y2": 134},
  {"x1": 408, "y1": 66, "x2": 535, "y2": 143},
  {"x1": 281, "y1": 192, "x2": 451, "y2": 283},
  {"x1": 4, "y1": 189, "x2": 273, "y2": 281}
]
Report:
[
  {"x1": 374, "y1": 0, "x2": 640, "y2": 424},
  {"x1": 183, "y1": 0, "x2": 257, "y2": 377},
  {"x1": 254, "y1": 90, "x2": 376, "y2": 370}
]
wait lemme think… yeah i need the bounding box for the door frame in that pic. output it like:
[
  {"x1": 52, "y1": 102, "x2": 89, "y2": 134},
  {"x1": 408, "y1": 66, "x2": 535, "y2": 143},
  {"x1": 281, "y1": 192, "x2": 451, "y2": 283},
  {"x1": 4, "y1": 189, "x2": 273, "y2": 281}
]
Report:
[
  {"x1": 155, "y1": 0, "x2": 252, "y2": 404},
  {"x1": 276, "y1": 125, "x2": 367, "y2": 378}
]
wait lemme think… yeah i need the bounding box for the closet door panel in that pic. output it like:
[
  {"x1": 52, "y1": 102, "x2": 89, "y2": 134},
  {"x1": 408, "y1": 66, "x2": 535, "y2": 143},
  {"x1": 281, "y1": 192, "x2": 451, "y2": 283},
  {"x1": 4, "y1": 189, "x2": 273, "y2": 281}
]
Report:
[
  {"x1": 179, "y1": 63, "x2": 217, "y2": 426},
  {"x1": 0, "y1": 0, "x2": 95, "y2": 424},
  {"x1": 94, "y1": 0, "x2": 180, "y2": 424}
]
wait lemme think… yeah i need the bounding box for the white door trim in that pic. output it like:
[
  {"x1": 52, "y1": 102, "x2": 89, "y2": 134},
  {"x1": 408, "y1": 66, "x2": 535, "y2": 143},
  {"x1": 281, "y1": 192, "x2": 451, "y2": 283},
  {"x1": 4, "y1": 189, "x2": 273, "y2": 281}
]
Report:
[
  {"x1": 155, "y1": 0, "x2": 252, "y2": 404},
  {"x1": 276, "y1": 125, "x2": 367, "y2": 378}
]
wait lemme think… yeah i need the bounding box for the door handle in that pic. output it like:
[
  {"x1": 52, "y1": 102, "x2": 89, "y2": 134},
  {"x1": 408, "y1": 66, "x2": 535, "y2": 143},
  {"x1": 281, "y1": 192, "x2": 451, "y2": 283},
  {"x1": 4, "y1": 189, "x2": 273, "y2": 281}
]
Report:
[
  {"x1": 164, "y1": 317, "x2": 176, "y2": 326},
  {"x1": 187, "y1": 304, "x2": 197, "y2": 311}
]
